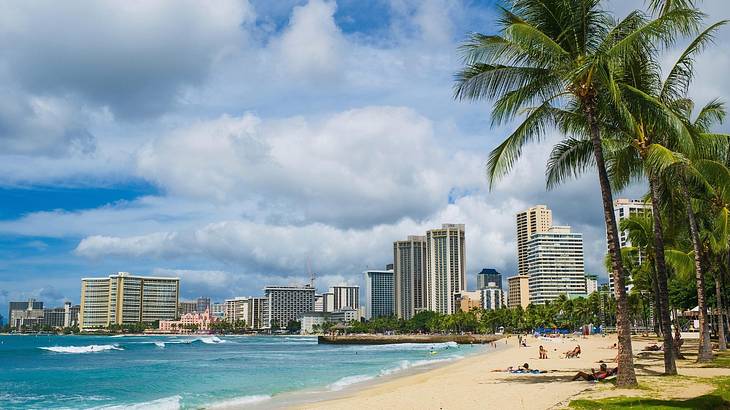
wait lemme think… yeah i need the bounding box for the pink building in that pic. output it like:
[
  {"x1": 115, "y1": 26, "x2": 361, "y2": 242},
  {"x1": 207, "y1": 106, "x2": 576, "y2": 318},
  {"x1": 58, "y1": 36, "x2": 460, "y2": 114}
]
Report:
[{"x1": 159, "y1": 309, "x2": 218, "y2": 333}]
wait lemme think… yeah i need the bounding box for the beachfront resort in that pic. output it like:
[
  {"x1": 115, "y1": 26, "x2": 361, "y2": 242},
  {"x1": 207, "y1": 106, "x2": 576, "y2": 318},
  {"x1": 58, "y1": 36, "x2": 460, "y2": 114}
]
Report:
[{"x1": 5, "y1": 0, "x2": 730, "y2": 408}]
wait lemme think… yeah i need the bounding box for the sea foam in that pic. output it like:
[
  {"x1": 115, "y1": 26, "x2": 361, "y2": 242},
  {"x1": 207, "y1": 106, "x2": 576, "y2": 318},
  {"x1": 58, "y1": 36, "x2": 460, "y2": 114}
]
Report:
[
  {"x1": 328, "y1": 374, "x2": 375, "y2": 391},
  {"x1": 38, "y1": 344, "x2": 122, "y2": 354},
  {"x1": 92, "y1": 395, "x2": 181, "y2": 410},
  {"x1": 205, "y1": 394, "x2": 271, "y2": 409}
]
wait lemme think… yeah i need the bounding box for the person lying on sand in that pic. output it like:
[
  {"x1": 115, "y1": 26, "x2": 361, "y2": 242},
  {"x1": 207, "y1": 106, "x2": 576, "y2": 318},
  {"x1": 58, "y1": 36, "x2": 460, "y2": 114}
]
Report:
[
  {"x1": 564, "y1": 345, "x2": 581, "y2": 358},
  {"x1": 572, "y1": 364, "x2": 617, "y2": 381},
  {"x1": 492, "y1": 363, "x2": 547, "y2": 374},
  {"x1": 643, "y1": 343, "x2": 662, "y2": 351}
]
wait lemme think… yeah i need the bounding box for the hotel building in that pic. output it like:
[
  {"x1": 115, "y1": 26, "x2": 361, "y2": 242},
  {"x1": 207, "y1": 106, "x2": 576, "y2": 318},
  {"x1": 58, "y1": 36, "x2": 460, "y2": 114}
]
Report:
[
  {"x1": 79, "y1": 272, "x2": 180, "y2": 331},
  {"x1": 159, "y1": 309, "x2": 218, "y2": 333},
  {"x1": 178, "y1": 300, "x2": 198, "y2": 316},
  {"x1": 425, "y1": 224, "x2": 466, "y2": 315},
  {"x1": 457, "y1": 290, "x2": 482, "y2": 312},
  {"x1": 263, "y1": 285, "x2": 315, "y2": 329},
  {"x1": 585, "y1": 274, "x2": 599, "y2": 295},
  {"x1": 480, "y1": 283, "x2": 503, "y2": 310},
  {"x1": 224, "y1": 297, "x2": 250, "y2": 323},
  {"x1": 41, "y1": 302, "x2": 80, "y2": 328},
  {"x1": 526, "y1": 226, "x2": 587, "y2": 304},
  {"x1": 507, "y1": 275, "x2": 530, "y2": 308},
  {"x1": 609, "y1": 199, "x2": 652, "y2": 294},
  {"x1": 393, "y1": 235, "x2": 427, "y2": 319},
  {"x1": 476, "y1": 268, "x2": 503, "y2": 290},
  {"x1": 331, "y1": 286, "x2": 359, "y2": 311},
  {"x1": 516, "y1": 205, "x2": 553, "y2": 276},
  {"x1": 8, "y1": 299, "x2": 44, "y2": 329},
  {"x1": 364, "y1": 268, "x2": 394, "y2": 319}
]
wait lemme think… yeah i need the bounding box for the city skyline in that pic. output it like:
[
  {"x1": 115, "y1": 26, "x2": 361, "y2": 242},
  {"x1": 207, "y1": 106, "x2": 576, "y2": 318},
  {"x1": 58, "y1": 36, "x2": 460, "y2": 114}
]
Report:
[{"x1": 4, "y1": 0, "x2": 711, "y2": 317}]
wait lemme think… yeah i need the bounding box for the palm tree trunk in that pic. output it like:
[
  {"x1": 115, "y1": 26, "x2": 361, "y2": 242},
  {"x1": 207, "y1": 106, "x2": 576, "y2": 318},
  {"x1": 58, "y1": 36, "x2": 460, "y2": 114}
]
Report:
[
  {"x1": 680, "y1": 183, "x2": 713, "y2": 361},
  {"x1": 715, "y1": 267, "x2": 727, "y2": 351},
  {"x1": 648, "y1": 175, "x2": 677, "y2": 374},
  {"x1": 650, "y1": 262, "x2": 663, "y2": 337},
  {"x1": 587, "y1": 108, "x2": 637, "y2": 387},
  {"x1": 723, "y1": 268, "x2": 730, "y2": 348}
]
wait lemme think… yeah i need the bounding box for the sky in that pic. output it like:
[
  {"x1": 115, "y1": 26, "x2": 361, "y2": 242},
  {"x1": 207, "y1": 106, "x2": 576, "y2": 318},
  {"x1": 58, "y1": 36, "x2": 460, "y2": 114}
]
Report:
[{"x1": 1, "y1": 0, "x2": 729, "y2": 317}]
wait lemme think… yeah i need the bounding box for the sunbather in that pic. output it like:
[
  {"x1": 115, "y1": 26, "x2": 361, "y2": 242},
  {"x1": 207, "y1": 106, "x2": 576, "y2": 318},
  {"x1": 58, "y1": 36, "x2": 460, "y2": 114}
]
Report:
[
  {"x1": 564, "y1": 345, "x2": 581, "y2": 358},
  {"x1": 571, "y1": 364, "x2": 617, "y2": 381},
  {"x1": 539, "y1": 345, "x2": 548, "y2": 359},
  {"x1": 643, "y1": 343, "x2": 662, "y2": 351}
]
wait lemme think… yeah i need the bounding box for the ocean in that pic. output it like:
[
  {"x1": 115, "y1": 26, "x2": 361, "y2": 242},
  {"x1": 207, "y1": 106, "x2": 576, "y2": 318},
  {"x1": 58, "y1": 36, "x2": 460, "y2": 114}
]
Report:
[{"x1": 0, "y1": 334, "x2": 485, "y2": 409}]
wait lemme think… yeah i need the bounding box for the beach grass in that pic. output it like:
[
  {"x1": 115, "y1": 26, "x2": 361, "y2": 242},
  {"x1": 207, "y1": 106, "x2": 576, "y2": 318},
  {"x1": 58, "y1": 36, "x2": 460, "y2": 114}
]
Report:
[{"x1": 569, "y1": 376, "x2": 730, "y2": 409}]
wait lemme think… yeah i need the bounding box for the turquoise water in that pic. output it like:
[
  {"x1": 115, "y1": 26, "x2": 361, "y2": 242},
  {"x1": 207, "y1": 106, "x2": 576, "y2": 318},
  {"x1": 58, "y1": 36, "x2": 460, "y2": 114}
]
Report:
[{"x1": 0, "y1": 335, "x2": 483, "y2": 409}]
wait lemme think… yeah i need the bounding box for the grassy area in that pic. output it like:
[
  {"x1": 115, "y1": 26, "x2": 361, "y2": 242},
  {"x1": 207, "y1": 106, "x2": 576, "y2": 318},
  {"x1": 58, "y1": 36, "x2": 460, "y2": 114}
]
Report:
[
  {"x1": 569, "y1": 377, "x2": 730, "y2": 409},
  {"x1": 702, "y1": 350, "x2": 730, "y2": 369}
]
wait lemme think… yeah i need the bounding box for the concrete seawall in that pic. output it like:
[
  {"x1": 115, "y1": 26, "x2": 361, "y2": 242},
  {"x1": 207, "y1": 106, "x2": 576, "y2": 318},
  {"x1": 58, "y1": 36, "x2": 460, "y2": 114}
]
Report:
[{"x1": 317, "y1": 334, "x2": 502, "y2": 345}]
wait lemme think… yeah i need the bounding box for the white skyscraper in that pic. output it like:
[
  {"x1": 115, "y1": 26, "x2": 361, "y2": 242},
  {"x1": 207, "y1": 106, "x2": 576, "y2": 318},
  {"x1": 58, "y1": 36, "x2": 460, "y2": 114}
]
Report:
[
  {"x1": 330, "y1": 286, "x2": 359, "y2": 311},
  {"x1": 610, "y1": 199, "x2": 652, "y2": 294},
  {"x1": 263, "y1": 285, "x2": 315, "y2": 328},
  {"x1": 425, "y1": 224, "x2": 466, "y2": 315},
  {"x1": 480, "y1": 283, "x2": 503, "y2": 310},
  {"x1": 516, "y1": 205, "x2": 553, "y2": 276},
  {"x1": 527, "y1": 226, "x2": 586, "y2": 305}
]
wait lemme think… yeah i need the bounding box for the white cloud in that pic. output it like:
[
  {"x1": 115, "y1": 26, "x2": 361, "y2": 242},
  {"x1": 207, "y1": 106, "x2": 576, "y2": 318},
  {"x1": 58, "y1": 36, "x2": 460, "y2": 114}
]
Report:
[
  {"x1": 136, "y1": 106, "x2": 484, "y2": 227},
  {"x1": 0, "y1": 0, "x2": 254, "y2": 118},
  {"x1": 271, "y1": 0, "x2": 344, "y2": 80}
]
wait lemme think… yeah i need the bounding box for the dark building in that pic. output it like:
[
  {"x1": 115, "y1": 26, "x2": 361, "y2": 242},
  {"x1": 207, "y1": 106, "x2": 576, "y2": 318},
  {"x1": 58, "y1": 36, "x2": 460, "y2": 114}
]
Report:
[
  {"x1": 196, "y1": 297, "x2": 211, "y2": 313},
  {"x1": 477, "y1": 268, "x2": 503, "y2": 290}
]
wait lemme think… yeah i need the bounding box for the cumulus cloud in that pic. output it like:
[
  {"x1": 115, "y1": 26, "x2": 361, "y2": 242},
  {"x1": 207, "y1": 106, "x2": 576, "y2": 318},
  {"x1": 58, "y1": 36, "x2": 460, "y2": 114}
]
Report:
[
  {"x1": 136, "y1": 106, "x2": 483, "y2": 227},
  {"x1": 0, "y1": 0, "x2": 253, "y2": 118}
]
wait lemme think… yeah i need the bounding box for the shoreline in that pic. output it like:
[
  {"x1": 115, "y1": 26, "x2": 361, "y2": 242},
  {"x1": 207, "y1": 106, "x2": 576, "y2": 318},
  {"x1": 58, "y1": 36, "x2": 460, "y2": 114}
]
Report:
[
  {"x1": 245, "y1": 341, "x2": 504, "y2": 410},
  {"x1": 287, "y1": 334, "x2": 613, "y2": 410}
]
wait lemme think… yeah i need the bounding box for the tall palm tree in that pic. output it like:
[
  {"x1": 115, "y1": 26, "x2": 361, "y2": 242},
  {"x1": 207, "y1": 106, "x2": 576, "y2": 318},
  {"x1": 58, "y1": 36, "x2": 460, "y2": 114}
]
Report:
[
  {"x1": 547, "y1": 15, "x2": 724, "y2": 366},
  {"x1": 454, "y1": 0, "x2": 701, "y2": 384}
]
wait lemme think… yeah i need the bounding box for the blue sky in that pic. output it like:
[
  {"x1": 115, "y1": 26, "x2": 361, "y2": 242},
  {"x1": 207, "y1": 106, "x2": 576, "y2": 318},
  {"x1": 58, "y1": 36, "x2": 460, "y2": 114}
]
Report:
[{"x1": 1, "y1": 0, "x2": 728, "y2": 320}]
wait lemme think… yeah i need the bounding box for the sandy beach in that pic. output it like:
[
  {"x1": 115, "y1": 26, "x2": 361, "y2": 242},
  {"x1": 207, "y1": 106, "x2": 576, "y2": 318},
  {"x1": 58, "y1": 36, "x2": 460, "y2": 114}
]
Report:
[{"x1": 294, "y1": 334, "x2": 730, "y2": 410}]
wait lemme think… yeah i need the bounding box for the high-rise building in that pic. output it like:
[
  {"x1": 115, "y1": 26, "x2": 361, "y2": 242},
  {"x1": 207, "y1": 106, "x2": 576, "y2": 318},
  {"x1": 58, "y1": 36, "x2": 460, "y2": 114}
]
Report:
[
  {"x1": 314, "y1": 294, "x2": 324, "y2": 312},
  {"x1": 224, "y1": 297, "x2": 250, "y2": 323},
  {"x1": 196, "y1": 297, "x2": 211, "y2": 314},
  {"x1": 331, "y1": 286, "x2": 359, "y2": 311},
  {"x1": 8, "y1": 299, "x2": 45, "y2": 329},
  {"x1": 507, "y1": 275, "x2": 530, "y2": 308},
  {"x1": 585, "y1": 274, "x2": 599, "y2": 295},
  {"x1": 178, "y1": 300, "x2": 198, "y2": 316},
  {"x1": 527, "y1": 226, "x2": 586, "y2": 304},
  {"x1": 364, "y1": 268, "x2": 395, "y2": 319},
  {"x1": 609, "y1": 199, "x2": 652, "y2": 294},
  {"x1": 41, "y1": 302, "x2": 80, "y2": 328},
  {"x1": 8, "y1": 299, "x2": 43, "y2": 327},
  {"x1": 457, "y1": 290, "x2": 482, "y2": 312},
  {"x1": 211, "y1": 302, "x2": 225, "y2": 320},
  {"x1": 516, "y1": 205, "x2": 553, "y2": 276},
  {"x1": 248, "y1": 297, "x2": 266, "y2": 329},
  {"x1": 425, "y1": 224, "x2": 466, "y2": 315},
  {"x1": 480, "y1": 283, "x2": 503, "y2": 310},
  {"x1": 263, "y1": 285, "x2": 315, "y2": 329},
  {"x1": 476, "y1": 268, "x2": 503, "y2": 290},
  {"x1": 393, "y1": 235, "x2": 427, "y2": 319},
  {"x1": 79, "y1": 272, "x2": 180, "y2": 331},
  {"x1": 321, "y1": 292, "x2": 335, "y2": 313}
]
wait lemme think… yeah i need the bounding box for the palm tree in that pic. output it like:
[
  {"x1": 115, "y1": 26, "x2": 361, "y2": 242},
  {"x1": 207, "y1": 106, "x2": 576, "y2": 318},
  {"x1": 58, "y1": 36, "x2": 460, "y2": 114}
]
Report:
[
  {"x1": 548, "y1": 14, "x2": 724, "y2": 367},
  {"x1": 455, "y1": 0, "x2": 701, "y2": 386}
]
